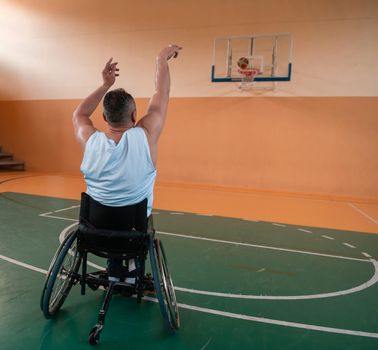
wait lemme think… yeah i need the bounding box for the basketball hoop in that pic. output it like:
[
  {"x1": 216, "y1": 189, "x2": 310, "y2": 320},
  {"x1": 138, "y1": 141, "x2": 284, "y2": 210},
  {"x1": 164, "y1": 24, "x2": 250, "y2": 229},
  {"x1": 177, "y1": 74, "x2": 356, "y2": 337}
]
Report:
[{"x1": 238, "y1": 68, "x2": 260, "y2": 89}]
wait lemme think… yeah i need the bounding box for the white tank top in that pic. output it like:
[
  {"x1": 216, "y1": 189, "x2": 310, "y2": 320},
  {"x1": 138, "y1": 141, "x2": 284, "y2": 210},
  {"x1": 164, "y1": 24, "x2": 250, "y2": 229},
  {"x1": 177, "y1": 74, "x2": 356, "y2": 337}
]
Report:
[{"x1": 80, "y1": 127, "x2": 157, "y2": 216}]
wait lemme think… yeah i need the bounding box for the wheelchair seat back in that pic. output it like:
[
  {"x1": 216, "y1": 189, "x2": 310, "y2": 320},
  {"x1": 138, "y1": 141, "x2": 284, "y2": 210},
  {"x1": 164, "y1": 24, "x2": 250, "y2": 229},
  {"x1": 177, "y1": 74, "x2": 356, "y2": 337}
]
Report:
[
  {"x1": 79, "y1": 192, "x2": 148, "y2": 232},
  {"x1": 78, "y1": 193, "x2": 149, "y2": 258}
]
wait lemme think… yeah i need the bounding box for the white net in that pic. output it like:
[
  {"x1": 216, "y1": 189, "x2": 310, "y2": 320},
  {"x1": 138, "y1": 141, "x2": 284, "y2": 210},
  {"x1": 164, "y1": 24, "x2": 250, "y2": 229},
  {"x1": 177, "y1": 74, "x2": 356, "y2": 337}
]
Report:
[{"x1": 238, "y1": 68, "x2": 260, "y2": 90}]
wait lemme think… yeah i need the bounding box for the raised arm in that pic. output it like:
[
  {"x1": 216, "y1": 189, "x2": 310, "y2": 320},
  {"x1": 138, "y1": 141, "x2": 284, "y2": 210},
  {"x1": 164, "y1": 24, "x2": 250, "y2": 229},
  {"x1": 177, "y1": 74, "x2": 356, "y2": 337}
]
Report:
[
  {"x1": 137, "y1": 45, "x2": 182, "y2": 147},
  {"x1": 72, "y1": 58, "x2": 119, "y2": 148}
]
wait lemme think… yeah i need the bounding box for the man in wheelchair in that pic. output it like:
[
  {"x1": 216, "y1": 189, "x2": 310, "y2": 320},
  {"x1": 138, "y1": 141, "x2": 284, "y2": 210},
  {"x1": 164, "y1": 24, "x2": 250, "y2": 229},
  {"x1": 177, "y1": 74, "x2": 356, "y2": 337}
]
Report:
[{"x1": 41, "y1": 45, "x2": 182, "y2": 345}]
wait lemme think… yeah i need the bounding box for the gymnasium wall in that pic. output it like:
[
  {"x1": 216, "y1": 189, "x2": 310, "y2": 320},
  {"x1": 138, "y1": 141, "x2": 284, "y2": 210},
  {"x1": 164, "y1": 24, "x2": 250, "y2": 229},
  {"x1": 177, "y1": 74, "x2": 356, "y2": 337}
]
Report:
[{"x1": 0, "y1": 0, "x2": 377, "y2": 200}]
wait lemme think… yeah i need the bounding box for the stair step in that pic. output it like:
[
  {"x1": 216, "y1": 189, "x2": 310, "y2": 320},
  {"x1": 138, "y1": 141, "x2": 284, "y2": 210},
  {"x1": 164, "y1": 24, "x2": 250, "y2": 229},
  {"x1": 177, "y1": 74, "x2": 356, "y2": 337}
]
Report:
[
  {"x1": 0, "y1": 153, "x2": 13, "y2": 160},
  {"x1": 0, "y1": 160, "x2": 25, "y2": 170}
]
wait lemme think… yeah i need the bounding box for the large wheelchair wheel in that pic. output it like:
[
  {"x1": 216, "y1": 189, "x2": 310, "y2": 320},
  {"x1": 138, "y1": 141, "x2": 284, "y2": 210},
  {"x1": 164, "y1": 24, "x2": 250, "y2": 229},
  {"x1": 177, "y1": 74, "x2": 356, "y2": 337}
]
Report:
[
  {"x1": 149, "y1": 237, "x2": 180, "y2": 332},
  {"x1": 41, "y1": 229, "x2": 81, "y2": 318}
]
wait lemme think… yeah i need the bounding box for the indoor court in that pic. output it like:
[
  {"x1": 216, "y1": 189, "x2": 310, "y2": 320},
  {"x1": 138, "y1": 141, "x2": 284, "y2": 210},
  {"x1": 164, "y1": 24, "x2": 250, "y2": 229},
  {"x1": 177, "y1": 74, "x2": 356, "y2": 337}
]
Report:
[{"x1": 1, "y1": 1, "x2": 377, "y2": 350}]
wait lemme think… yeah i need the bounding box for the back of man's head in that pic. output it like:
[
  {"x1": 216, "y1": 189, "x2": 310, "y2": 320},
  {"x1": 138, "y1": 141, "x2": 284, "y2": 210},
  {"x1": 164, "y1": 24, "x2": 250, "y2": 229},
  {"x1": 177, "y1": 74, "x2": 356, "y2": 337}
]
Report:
[{"x1": 103, "y1": 88, "x2": 136, "y2": 124}]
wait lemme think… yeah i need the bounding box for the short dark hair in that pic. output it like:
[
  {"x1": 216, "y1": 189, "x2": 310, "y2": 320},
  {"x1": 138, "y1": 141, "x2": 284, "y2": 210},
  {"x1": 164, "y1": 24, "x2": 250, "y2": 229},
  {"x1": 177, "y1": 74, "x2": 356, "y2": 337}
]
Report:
[{"x1": 103, "y1": 88, "x2": 136, "y2": 124}]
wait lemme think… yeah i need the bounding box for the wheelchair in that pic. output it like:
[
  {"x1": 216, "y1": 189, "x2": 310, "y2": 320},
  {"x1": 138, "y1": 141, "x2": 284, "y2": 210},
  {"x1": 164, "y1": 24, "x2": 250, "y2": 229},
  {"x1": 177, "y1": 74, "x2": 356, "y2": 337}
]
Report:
[{"x1": 40, "y1": 193, "x2": 179, "y2": 345}]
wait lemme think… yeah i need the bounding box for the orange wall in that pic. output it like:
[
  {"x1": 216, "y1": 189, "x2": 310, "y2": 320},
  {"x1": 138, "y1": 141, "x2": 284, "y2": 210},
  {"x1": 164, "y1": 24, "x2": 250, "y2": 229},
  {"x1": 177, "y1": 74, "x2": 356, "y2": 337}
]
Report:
[
  {"x1": 0, "y1": 1, "x2": 377, "y2": 201},
  {"x1": 0, "y1": 97, "x2": 377, "y2": 200}
]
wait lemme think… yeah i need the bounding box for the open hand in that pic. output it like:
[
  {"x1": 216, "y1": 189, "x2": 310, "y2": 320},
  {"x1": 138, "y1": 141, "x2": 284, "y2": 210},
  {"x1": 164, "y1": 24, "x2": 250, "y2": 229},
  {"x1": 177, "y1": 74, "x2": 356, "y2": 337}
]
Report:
[
  {"x1": 158, "y1": 45, "x2": 183, "y2": 61},
  {"x1": 102, "y1": 58, "x2": 119, "y2": 88}
]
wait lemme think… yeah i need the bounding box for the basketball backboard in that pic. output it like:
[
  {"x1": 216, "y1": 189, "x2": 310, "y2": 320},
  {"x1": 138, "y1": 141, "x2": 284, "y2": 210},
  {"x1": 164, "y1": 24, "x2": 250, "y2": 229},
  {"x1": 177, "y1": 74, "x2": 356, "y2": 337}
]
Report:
[{"x1": 211, "y1": 33, "x2": 293, "y2": 83}]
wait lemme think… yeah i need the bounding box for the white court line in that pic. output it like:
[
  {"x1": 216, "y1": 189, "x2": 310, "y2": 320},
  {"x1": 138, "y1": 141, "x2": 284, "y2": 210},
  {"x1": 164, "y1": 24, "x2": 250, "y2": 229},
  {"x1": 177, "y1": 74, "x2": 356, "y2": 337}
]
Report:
[
  {"x1": 52, "y1": 214, "x2": 378, "y2": 300},
  {"x1": 141, "y1": 296, "x2": 378, "y2": 339},
  {"x1": 1, "y1": 253, "x2": 376, "y2": 339},
  {"x1": 39, "y1": 213, "x2": 78, "y2": 222},
  {"x1": 298, "y1": 228, "x2": 312, "y2": 233},
  {"x1": 322, "y1": 235, "x2": 334, "y2": 240},
  {"x1": 199, "y1": 337, "x2": 212, "y2": 350},
  {"x1": 173, "y1": 301, "x2": 378, "y2": 339},
  {"x1": 174, "y1": 258, "x2": 378, "y2": 300},
  {"x1": 362, "y1": 252, "x2": 372, "y2": 258},
  {"x1": 54, "y1": 205, "x2": 80, "y2": 213},
  {"x1": 348, "y1": 203, "x2": 378, "y2": 225},
  {"x1": 272, "y1": 223, "x2": 286, "y2": 227},
  {"x1": 5, "y1": 212, "x2": 378, "y2": 339},
  {"x1": 43, "y1": 215, "x2": 371, "y2": 264},
  {"x1": 343, "y1": 243, "x2": 356, "y2": 249},
  {"x1": 57, "y1": 224, "x2": 378, "y2": 301},
  {"x1": 156, "y1": 231, "x2": 369, "y2": 263},
  {"x1": 0, "y1": 254, "x2": 47, "y2": 274},
  {"x1": 170, "y1": 212, "x2": 184, "y2": 215},
  {"x1": 59, "y1": 222, "x2": 78, "y2": 241},
  {"x1": 40, "y1": 205, "x2": 80, "y2": 216}
]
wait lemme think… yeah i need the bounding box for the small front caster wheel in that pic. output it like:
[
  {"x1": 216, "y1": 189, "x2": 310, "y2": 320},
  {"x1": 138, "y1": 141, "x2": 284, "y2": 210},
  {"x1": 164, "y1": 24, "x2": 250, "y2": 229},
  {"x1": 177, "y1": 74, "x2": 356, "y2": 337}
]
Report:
[{"x1": 88, "y1": 325, "x2": 102, "y2": 346}]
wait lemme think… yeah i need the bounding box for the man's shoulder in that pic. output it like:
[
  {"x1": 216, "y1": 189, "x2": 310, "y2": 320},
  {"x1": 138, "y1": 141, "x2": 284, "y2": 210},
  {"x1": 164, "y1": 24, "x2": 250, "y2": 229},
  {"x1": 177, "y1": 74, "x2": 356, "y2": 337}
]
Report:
[
  {"x1": 87, "y1": 130, "x2": 101, "y2": 142},
  {"x1": 131, "y1": 126, "x2": 149, "y2": 138},
  {"x1": 83, "y1": 130, "x2": 104, "y2": 150}
]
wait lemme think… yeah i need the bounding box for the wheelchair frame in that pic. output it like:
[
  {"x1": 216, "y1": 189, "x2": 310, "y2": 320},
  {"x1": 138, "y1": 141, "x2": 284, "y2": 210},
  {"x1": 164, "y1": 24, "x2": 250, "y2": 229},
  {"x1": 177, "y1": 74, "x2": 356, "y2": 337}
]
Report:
[{"x1": 40, "y1": 224, "x2": 180, "y2": 345}]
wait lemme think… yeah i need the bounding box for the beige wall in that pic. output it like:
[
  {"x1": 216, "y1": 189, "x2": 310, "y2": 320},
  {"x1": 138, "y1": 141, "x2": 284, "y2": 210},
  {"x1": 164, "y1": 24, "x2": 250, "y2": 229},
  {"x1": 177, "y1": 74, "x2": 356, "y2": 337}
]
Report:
[
  {"x1": 0, "y1": 0, "x2": 377, "y2": 99},
  {"x1": 0, "y1": 0, "x2": 377, "y2": 201}
]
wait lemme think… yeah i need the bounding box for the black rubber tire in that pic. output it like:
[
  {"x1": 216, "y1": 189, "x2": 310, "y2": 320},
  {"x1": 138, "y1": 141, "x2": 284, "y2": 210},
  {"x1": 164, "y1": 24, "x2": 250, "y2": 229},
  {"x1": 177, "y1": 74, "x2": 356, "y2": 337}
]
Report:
[
  {"x1": 156, "y1": 240, "x2": 180, "y2": 330},
  {"x1": 41, "y1": 229, "x2": 81, "y2": 318},
  {"x1": 149, "y1": 238, "x2": 180, "y2": 332}
]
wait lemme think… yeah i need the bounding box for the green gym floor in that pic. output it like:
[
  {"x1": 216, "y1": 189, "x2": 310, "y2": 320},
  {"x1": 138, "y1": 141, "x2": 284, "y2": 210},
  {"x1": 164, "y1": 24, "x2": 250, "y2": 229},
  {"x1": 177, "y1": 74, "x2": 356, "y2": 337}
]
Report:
[{"x1": 1, "y1": 188, "x2": 377, "y2": 350}]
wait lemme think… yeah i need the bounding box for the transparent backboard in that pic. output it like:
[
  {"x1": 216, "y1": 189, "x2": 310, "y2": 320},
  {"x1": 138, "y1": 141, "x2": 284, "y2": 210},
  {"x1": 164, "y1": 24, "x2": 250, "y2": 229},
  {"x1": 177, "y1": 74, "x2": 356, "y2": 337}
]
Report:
[{"x1": 211, "y1": 33, "x2": 293, "y2": 82}]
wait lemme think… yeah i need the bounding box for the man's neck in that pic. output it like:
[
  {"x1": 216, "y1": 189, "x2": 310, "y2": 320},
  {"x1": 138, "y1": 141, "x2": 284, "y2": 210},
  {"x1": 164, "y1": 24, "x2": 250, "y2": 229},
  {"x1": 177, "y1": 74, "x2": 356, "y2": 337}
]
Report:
[
  {"x1": 108, "y1": 122, "x2": 134, "y2": 134},
  {"x1": 106, "y1": 122, "x2": 134, "y2": 142}
]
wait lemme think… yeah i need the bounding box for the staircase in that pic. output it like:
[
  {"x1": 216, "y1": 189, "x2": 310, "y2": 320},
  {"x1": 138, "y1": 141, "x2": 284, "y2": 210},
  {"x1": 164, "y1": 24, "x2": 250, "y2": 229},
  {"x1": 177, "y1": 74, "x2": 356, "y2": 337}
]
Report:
[{"x1": 0, "y1": 146, "x2": 25, "y2": 170}]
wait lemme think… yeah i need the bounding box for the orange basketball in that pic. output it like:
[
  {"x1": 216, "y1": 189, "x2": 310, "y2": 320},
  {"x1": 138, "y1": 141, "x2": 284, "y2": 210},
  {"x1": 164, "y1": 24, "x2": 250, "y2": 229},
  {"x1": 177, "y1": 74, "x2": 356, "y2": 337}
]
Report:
[{"x1": 237, "y1": 57, "x2": 249, "y2": 69}]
